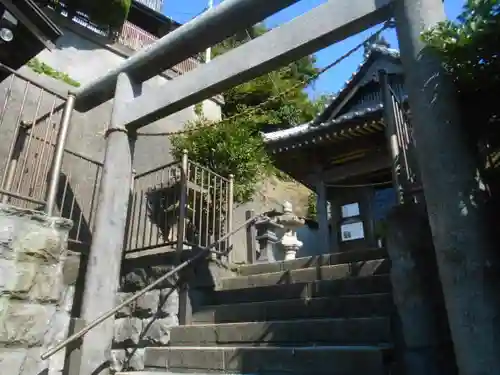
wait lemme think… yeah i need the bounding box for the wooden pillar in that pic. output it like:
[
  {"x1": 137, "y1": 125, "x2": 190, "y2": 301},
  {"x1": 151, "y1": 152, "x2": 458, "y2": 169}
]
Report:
[
  {"x1": 316, "y1": 179, "x2": 330, "y2": 254},
  {"x1": 77, "y1": 73, "x2": 140, "y2": 375}
]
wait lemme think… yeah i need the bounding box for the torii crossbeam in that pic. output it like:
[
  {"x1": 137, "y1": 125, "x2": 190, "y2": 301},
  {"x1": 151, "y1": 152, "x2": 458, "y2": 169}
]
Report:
[{"x1": 71, "y1": 0, "x2": 500, "y2": 374}]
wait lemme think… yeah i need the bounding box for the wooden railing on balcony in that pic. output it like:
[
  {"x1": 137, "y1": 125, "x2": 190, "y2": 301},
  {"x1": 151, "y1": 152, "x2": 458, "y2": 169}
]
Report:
[{"x1": 118, "y1": 21, "x2": 201, "y2": 75}]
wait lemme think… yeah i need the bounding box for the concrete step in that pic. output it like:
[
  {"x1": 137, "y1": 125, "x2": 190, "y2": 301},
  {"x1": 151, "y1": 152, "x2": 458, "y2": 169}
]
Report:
[
  {"x1": 144, "y1": 345, "x2": 390, "y2": 374},
  {"x1": 170, "y1": 317, "x2": 391, "y2": 346},
  {"x1": 212, "y1": 274, "x2": 391, "y2": 305},
  {"x1": 193, "y1": 293, "x2": 393, "y2": 324},
  {"x1": 237, "y1": 248, "x2": 388, "y2": 276},
  {"x1": 220, "y1": 259, "x2": 390, "y2": 290}
]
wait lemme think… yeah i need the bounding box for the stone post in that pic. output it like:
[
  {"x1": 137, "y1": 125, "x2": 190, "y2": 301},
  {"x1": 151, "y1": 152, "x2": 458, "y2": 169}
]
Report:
[
  {"x1": 0, "y1": 204, "x2": 78, "y2": 375},
  {"x1": 276, "y1": 202, "x2": 305, "y2": 261},
  {"x1": 386, "y1": 203, "x2": 456, "y2": 375},
  {"x1": 78, "y1": 73, "x2": 140, "y2": 375},
  {"x1": 255, "y1": 217, "x2": 280, "y2": 263},
  {"x1": 394, "y1": 1, "x2": 500, "y2": 373}
]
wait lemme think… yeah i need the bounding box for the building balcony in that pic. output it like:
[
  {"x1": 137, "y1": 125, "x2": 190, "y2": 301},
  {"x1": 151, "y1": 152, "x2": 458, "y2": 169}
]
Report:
[
  {"x1": 44, "y1": 1, "x2": 201, "y2": 76},
  {"x1": 118, "y1": 20, "x2": 200, "y2": 75}
]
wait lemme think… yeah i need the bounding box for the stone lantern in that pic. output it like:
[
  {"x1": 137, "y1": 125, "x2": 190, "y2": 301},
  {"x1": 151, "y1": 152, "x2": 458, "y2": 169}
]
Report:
[{"x1": 276, "y1": 201, "x2": 305, "y2": 260}]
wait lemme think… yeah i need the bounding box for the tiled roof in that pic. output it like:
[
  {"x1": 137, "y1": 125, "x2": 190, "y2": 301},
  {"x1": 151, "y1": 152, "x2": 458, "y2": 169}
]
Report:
[
  {"x1": 262, "y1": 104, "x2": 384, "y2": 143},
  {"x1": 321, "y1": 45, "x2": 400, "y2": 113},
  {"x1": 262, "y1": 45, "x2": 401, "y2": 145}
]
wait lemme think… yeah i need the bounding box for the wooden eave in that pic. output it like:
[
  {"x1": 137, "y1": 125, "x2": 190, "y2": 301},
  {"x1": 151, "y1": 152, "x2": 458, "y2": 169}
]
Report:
[{"x1": 2, "y1": 0, "x2": 62, "y2": 50}]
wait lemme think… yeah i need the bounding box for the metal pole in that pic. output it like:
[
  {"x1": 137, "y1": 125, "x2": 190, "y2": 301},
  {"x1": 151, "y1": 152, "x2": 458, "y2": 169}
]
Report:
[
  {"x1": 74, "y1": 0, "x2": 301, "y2": 112},
  {"x1": 1, "y1": 127, "x2": 27, "y2": 204},
  {"x1": 176, "y1": 149, "x2": 189, "y2": 255},
  {"x1": 45, "y1": 93, "x2": 75, "y2": 216},
  {"x1": 77, "y1": 73, "x2": 140, "y2": 375},
  {"x1": 177, "y1": 149, "x2": 190, "y2": 325},
  {"x1": 226, "y1": 174, "x2": 234, "y2": 263},
  {"x1": 394, "y1": 0, "x2": 500, "y2": 374},
  {"x1": 245, "y1": 209, "x2": 256, "y2": 264}
]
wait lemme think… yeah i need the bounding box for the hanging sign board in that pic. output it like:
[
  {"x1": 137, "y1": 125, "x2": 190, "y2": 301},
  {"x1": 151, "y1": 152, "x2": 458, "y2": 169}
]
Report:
[{"x1": 341, "y1": 221, "x2": 365, "y2": 242}]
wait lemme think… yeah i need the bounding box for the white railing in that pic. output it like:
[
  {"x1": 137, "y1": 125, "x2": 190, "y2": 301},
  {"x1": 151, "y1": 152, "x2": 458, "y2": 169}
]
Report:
[{"x1": 118, "y1": 21, "x2": 201, "y2": 74}]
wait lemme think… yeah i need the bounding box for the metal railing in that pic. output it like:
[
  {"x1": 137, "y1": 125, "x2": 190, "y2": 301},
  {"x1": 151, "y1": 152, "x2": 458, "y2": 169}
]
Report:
[
  {"x1": 0, "y1": 63, "x2": 102, "y2": 250},
  {"x1": 125, "y1": 152, "x2": 234, "y2": 261},
  {"x1": 0, "y1": 63, "x2": 69, "y2": 211},
  {"x1": 59, "y1": 149, "x2": 103, "y2": 249},
  {"x1": 40, "y1": 211, "x2": 264, "y2": 361},
  {"x1": 119, "y1": 21, "x2": 200, "y2": 75},
  {"x1": 379, "y1": 70, "x2": 423, "y2": 204}
]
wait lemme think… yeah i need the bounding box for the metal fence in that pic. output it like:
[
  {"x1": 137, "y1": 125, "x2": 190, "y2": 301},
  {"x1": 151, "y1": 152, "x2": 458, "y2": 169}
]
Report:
[
  {"x1": 380, "y1": 71, "x2": 423, "y2": 204},
  {"x1": 0, "y1": 64, "x2": 105, "y2": 251},
  {"x1": 59, "y1": 149, "x2": 103, "y2": 251},
  {"x1": 125, "y1": 153, "x2": 234, "y2": 259},
  {"x1": 119, "y1": 21, "x2": 201, "y2": 74},
  {"x1": 0, "y1": 64, "x2": 66, "y2": 210},
  {"x1": 0, "y1": 65, "x2": 232, "y2": 258}
]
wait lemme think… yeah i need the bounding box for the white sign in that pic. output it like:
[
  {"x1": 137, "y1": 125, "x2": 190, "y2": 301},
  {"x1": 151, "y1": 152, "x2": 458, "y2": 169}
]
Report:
[
  {"x1": 341, "y1": 202, "x2": 360, "y2": 218},
  {"x1": 341, "y1": 221, "x2": 365, "y2": 242}
]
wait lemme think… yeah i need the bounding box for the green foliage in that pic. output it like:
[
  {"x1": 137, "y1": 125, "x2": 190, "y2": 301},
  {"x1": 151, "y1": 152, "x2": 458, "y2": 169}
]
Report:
[
  {"x1": 172, "y1": 24, "x2": 322, "y2": 204},
  {"x1": 213, "y1": 25, "x2": 320, "y2": 130},
  {"x1": 171, "y1": 118, "x2": 272, "y2": 203},
  {"x1": 422, "y1": 0, "x2": 500, "y2": 89},
  {"x1": 194, "y1": 103, "x2": 204, "y2": 117},
  {"x1": 306, "y1": 192, "x2": 317, "y2": 220},
  {"x1": 87, "y1": 0, "x2": 131, "y2": 31},
  {"x1": 27, "y1": 58, "x2": 80, "y2": 87}
]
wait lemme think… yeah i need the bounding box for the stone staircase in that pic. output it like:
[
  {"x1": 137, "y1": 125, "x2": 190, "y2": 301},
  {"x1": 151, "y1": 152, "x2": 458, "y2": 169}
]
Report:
[{"x1": 118, "y1": 247, "x2": 395, "y2": 374}]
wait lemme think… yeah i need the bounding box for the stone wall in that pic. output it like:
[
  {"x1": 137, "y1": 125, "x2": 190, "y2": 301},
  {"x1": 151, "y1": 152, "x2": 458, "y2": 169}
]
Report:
[
  {"x1": 112, "y1": 260, "x2": 179, "y2": 372},
  {"x1": 0, "y1": 204, "x2": 78, "y2": 375}
]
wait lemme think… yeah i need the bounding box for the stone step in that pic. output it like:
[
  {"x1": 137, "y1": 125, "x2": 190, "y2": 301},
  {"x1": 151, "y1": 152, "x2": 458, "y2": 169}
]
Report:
[
  {"x1": 144, "y1": 345, "x2": 391, "y2": 374},
  {"x1": 212, "y1": 274, "x2": 391, "y2": 305},
  {"x1": 170, "y1": 317, "x2": 391, "y2": 346},
  {"x1": 193, "y1": 293, "x2": 393, "y2": 324},
  {"x1": 236, "y1": 248, "x2": 388, "y2": 276},
  {"x1": 220, "y1": 259, "x2": 390, "y2": 290}
]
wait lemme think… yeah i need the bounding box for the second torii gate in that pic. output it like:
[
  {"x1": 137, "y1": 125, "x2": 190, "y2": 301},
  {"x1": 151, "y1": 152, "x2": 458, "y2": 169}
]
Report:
[{"x1": 62, "y1": 0, "x2": 500, "y2": 374}]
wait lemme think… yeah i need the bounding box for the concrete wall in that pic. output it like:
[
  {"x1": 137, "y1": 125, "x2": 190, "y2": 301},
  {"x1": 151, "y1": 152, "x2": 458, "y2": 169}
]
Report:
[
  {"x1": 35, "y1": 21, "x2": 222, "y2": 174},
  {"x1": 0, "y1": 204, "x2": 79, "y2": 375}
]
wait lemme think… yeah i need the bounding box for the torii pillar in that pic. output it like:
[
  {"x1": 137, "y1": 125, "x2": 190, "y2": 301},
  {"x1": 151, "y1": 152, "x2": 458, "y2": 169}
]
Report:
[{"x1": 394, "y1": 0, "x2": 500, "y2": 374}]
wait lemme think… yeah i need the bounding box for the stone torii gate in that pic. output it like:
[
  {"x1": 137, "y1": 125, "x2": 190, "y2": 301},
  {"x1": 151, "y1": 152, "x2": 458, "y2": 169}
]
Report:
[{"x1": 63, "y1": 0, "x2": 499, "y2": 374}]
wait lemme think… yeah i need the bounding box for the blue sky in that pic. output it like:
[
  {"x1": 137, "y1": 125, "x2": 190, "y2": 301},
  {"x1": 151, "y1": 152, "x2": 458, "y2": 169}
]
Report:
[{"x1": 162, "y1": 0, "x2": 466, "y2": 98}]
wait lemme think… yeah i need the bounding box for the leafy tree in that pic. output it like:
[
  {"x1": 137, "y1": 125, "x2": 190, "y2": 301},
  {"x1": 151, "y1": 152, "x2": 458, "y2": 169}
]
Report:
[
  {"x1": 422, "y1": 0, "x2": 500, "y2": 89},
  {"x1": 214, "y1": 25, "x2": 320, "y2": 129},
  {"x1": 171, "y1": 25, "x2": 322, "y2": 203},
  {"x1": 171, "y1": 118, "x2": 271, "y2": 203},
  {"x1": 422, "y1": 0, "x2": 500, "y2": 204}
]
